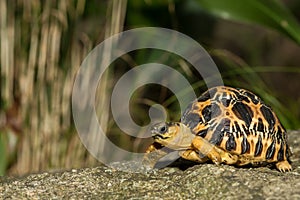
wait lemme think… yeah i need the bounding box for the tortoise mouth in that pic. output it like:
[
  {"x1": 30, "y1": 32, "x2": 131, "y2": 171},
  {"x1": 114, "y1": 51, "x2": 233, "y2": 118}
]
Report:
[{"x1": 153, "y1": 134, "x2": 170, "y2": 140}]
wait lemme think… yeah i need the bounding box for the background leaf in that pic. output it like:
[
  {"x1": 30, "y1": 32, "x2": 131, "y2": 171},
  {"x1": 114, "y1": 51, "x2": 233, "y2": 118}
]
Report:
[{"x1": 195, "y1": 0, "x2": 300, "y2": 44}]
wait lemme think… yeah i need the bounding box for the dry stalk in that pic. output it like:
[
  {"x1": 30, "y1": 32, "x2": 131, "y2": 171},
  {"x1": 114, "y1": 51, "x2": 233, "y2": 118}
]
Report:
[{"x1": 0, "y1": 0, "x2": 126, "y2": 175}]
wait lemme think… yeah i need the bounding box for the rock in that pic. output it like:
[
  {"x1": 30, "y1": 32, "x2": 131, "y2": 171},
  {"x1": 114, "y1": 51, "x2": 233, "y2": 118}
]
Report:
[{"x1": 1, "y1": 130, "x2": 300, "y2": 199}]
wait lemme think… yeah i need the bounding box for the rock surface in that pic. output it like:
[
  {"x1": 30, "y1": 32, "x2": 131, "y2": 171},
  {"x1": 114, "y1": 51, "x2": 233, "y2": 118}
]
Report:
[{"x1": 1, "y1": 130, "x2": 300, "y2": 199}]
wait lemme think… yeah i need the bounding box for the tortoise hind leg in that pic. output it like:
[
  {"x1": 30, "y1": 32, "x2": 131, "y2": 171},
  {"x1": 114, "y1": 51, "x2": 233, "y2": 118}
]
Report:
[
  {"x1": 191, "y1": 136, "x2": 239, "y2": 165},
  {"x1": 276, "y1": 160, "x2": 292, "y2": 172},
  {"x1": 179, "y1": 149, "x2": 209, "y2": 163}
]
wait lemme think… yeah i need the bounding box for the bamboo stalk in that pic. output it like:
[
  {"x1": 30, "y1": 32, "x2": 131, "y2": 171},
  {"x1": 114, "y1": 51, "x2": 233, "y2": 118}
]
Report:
[
  {"x1": 2, "y1": 0, "x2": 127, "y2": 175},
  {"x1": 0, "y1": 0, "x2": 14, "y2": 106},
  {"x1": 91, "y1": 0, "x2": 127, "y2": 163}
]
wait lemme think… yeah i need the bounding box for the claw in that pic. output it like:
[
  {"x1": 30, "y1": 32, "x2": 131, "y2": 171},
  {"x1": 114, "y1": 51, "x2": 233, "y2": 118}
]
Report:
[{"x1": 276, "y1": 161, "x2": 292, "y2": 172}]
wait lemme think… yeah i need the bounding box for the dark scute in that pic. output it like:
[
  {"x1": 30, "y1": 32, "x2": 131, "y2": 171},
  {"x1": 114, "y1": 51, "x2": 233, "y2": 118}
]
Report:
[
  {"x1": 197, "y1": 87, "x2": 218, "y2": 102},
  {"x1": 277, "y1": 142, "x2": 284, "y2": 161},
  {"x1": 277, "y1": 126, "x2": 282, "y2": 135},
  {"x1": 276, "y1": 125, "x2": 286, "y2": 140},
  {"x1": 209, "y1": 118, "x2": 228, "y2": 145},
  {"x1": 211, "y1": 102, "x2": 222, "y2": 118},
  {"x1": 181, "y1": 112, "x2": 202, "y2": 130},
  {"x1": 232, "y1": 123, "x2": 236, "y2": 133},
  {"x1": 257, "y1": 118, "x2": 264, "y2": 132},
  {"x1": 244, "y1": 127, "x2": 250, "y2": 135},
  {"x1": 266, "y1": 141, "x2": 276, "y2": 160},
  {"x1": 260, "y1": 105, "x2": 275, "y2": 129},
  {"x1": 253, "y1": 123, "x2": 257, "y2": 133},
  {"x1": 237, "y1": 94, "x2": 250, "y2": 103},
  {"x1": 222, "y1": 92, "x2": 227, "y2": 98},
  {"x1": 215, "y1": 94, "x2": 220, "y2": 100},
  {"x1": 208, "y1": 87, "x2": 218, "y2": 97},
  {"x1": 254, "y1": 135, "x2": 263, "y2": 157},
  {"x1": 221, "y1": 99, "x2": 231, "y2": 107},
  {"x1": 230, "y1": 89, "x2": 241, "y2": 98},
  {"x1": 232, "y1": 102, "x2": 253, "y2": 127},
  {"x1": 226, "y1": 133, "x2": 236, "y2": 151},
  {"x1": 197, "y1": 91, "x2": 210, "y2": 102},
  {"x1": 202, "y1": 105, "x2": 212, "y2": 122},
  {"x1": 241, "y1": 136, "x2": 250, "y2": 154},
  {"x1": 234, "y1": 121, "x2": 241, "y2": 133},
  {"x1": 196, "y1": 129, "x2": 208, "y2": 138},
  {"x1": 222, "y1": 118, "x2": 231, "y2": 132},
  {"x1": 214, "y1": 119, "x2": 225, "y2": 132},
  {"x1": 243, "y1": 91, "x2": 259, "y2": 104},
  {"x1": 209, "y1": 129, "x2": 224, "y2": 146}
]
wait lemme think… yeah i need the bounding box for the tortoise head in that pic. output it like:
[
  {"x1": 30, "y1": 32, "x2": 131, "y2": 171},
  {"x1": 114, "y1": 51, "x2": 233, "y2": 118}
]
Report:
[{"x1": 150, "y1": 122, "x2": 195, "y2": 150}]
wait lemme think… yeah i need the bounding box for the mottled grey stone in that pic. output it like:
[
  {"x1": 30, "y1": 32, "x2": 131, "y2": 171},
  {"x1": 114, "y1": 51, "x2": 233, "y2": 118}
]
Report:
[{"x1": 1, "y1": 130, "x2": 299, "y2": 199}]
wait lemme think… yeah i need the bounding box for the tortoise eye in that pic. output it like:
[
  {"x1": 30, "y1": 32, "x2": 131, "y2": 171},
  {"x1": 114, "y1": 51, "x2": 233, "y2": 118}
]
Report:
[{"x1": 159, "y1": 124, "x2": 168, "y2": 134}]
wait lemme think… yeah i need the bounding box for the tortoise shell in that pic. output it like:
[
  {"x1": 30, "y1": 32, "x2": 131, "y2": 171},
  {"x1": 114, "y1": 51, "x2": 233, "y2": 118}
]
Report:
[
  {"x1": 181, "y1": 86, "x2": 291, "y2": 165},
  {"x1": 146, "y1": 86, "x2": 292, "y2": 172}
]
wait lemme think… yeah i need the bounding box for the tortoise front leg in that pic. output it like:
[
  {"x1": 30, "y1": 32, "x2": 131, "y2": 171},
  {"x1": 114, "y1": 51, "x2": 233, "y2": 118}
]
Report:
[
  {"x1": 143, "y1": 143, "x2": 170, "y2": 167},
  {"x1": 145, "y1": 144, "x2": 158, "y2": 153},
  {"x1": 191, "y1": 136, "x2": 239, "y2": 165}
]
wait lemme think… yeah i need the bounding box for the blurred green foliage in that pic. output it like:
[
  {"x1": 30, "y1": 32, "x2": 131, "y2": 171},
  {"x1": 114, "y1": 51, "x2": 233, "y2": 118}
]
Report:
[
  {"x1": 195, "y1": 0, "x2": 300, "y2": 44},
  {"x1": 124, "y1": 0, "x2": 300, "y2": 129},
  {"x1": 0, "y1": 133, "x2": 7, "y2": 175}
]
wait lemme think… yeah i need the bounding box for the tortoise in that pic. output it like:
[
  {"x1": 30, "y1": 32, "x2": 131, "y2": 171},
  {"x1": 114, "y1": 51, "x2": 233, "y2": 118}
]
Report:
[{"x1": 145, "y1": 86, "x2": 292, "y2": 172}]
